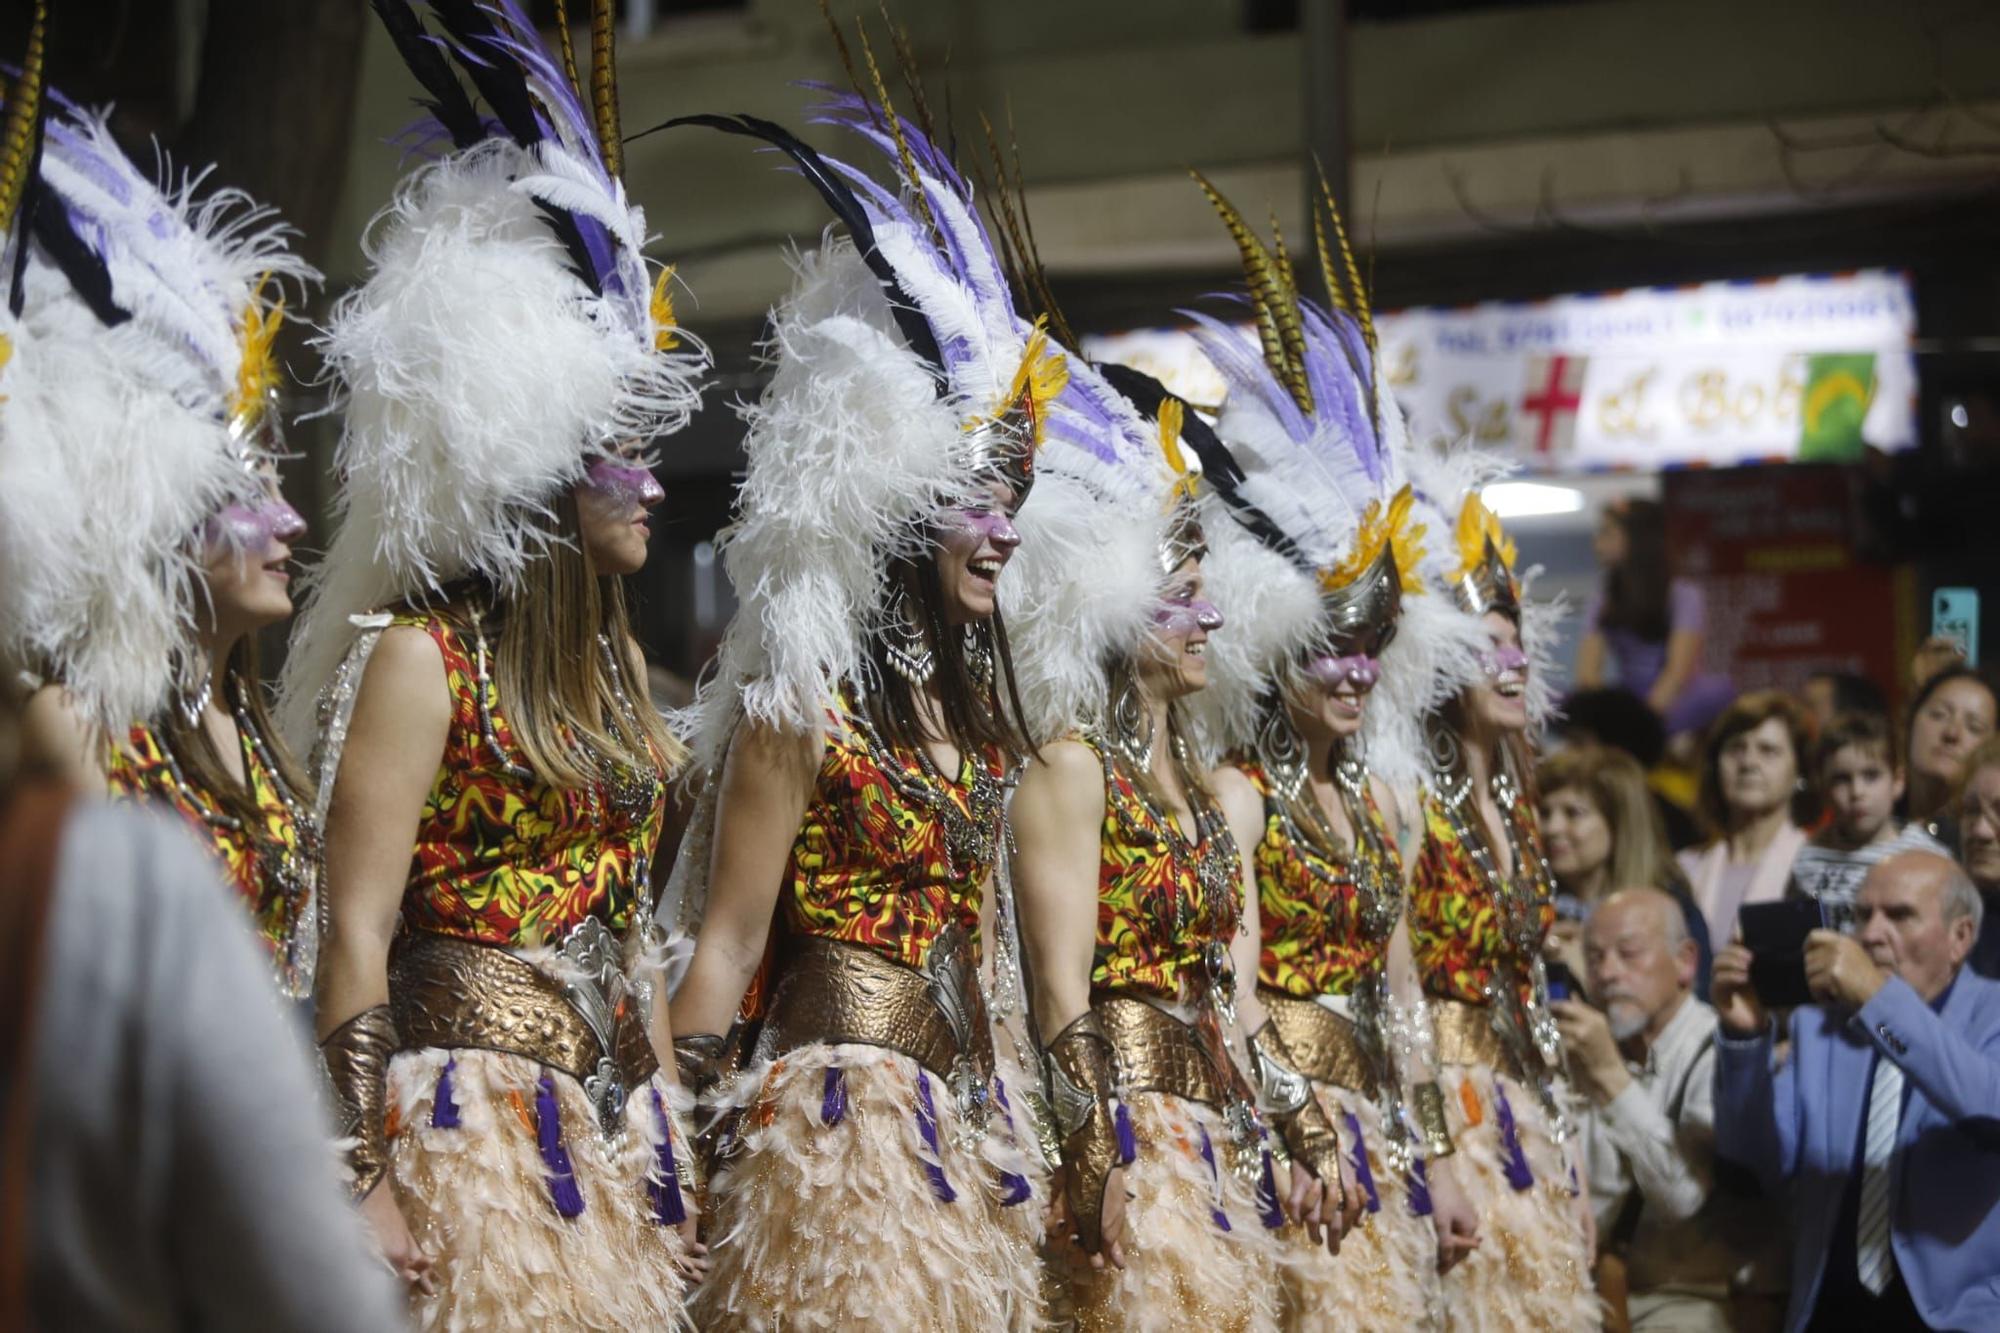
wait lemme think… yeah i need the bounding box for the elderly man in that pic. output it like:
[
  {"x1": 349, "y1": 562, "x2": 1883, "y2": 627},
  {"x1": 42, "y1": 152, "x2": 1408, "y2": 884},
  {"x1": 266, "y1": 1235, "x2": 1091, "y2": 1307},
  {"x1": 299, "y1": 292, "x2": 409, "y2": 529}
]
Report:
[
  {"x1": 1556, "y1": 888, "x2": 1748, "y2": 1332},
  {"x1": 1713, "y1": 850, "x2": 2000, "y2": 1333}
]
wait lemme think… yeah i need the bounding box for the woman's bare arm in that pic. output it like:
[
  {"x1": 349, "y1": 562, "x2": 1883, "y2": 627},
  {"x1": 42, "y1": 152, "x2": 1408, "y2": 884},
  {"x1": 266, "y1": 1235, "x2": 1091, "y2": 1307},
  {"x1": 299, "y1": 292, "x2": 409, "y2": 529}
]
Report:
[
  {"x1": 22, "y1": 685, "x2": 105, "y2": 787},
  {"x1": 667, "y1": 718, "x2": 819, "y2": 1041}
]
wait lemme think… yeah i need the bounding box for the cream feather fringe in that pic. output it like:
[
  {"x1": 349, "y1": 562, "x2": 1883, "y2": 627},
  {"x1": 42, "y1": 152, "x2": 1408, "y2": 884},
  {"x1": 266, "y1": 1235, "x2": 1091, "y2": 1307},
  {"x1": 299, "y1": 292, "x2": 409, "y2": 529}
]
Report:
[
  {"x1": 693, "y1": 1042, "x2": 1045, "y2": 1332},
  {"x1": 1434, "y1": 1064, "x2": 1601, "y2": 1333},
  {"x1": 1272, "y1": 1085, "x2": 1442, "y2": 1333},
  {"x1": 383, "y1": 1046, "x2": 695, "y2": 1333},
  {"x1": 1048, "y1": 1092, "x2": 1281, "y2": 1333},
  {"x1": 278, "y1": 139, "x2": 706, "y2": 751}
]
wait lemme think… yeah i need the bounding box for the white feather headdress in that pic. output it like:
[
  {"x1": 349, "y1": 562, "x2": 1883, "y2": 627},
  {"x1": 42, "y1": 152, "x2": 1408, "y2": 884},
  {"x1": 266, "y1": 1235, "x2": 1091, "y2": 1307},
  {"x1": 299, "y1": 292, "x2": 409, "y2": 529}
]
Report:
[
  {"x1": 0, "y1": 79, "x2": 317, "y2": 731},
  {"x1": 278, "y1": 2, "x2": 706, "y2": 751}
]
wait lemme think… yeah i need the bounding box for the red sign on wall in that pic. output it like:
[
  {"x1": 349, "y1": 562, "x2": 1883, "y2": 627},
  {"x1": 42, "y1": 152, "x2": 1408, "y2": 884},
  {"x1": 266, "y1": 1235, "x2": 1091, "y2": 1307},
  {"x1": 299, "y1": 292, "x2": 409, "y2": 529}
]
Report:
[{"x1": 1664, "y1": 465, "x2": 1908, "y2": 702}]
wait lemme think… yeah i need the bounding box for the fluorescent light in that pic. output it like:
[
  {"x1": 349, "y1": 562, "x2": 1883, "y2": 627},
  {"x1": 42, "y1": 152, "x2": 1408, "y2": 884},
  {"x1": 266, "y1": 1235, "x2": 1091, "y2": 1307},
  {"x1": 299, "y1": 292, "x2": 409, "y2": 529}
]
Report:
[{"x1": 1483, "y1": 482, "x2": 1585, "y2": 518}]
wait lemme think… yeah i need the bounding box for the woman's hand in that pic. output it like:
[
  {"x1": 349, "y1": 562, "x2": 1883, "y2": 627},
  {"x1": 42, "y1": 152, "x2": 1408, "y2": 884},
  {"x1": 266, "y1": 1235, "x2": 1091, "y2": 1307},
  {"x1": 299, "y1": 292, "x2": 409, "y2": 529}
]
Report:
[
  {"x1": 1425, "y1": 1155, "x2": 1481, "y2": 1274},
  {"x1": 358, "y1": 1185, "x2": 434, "y2": 1297},
  {"x1": 675, "y1": 1213, "x2": 709, "y2": 1282}
]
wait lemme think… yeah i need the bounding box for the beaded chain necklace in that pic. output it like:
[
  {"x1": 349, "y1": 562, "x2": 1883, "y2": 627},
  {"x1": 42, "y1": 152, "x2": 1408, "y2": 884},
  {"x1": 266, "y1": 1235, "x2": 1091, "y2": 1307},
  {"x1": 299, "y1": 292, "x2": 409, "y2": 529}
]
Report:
[{"x1": 844, "y1": 695, "x2": 1004, "y2": 885}]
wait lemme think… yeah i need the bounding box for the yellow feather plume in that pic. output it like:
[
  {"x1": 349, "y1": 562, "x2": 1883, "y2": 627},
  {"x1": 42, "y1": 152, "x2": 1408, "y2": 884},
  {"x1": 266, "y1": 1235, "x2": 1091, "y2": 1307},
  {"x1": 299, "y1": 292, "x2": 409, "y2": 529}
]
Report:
[
  {"x1": 1319, "y1": 484, "x2": 1427, "y2": 594},
  {"x1": 229, "y1": 275, "x2": 285, "y2": 433},
  {"x1": 1156, "y1": 398, "x2": 1201, "y2": 505},
  {"x1": 1452, "y1": 489, "x2": 1517, "y2": 585},
  {"x1": 650, "y1": 266, "x2": 681, "y2": 352},
  {"x1": 1002, "y1": 318, "x2": 1067, "y2": 446},
  {"x1": 1191, "y1": 170, "x2": 1311, "y2": 415}
]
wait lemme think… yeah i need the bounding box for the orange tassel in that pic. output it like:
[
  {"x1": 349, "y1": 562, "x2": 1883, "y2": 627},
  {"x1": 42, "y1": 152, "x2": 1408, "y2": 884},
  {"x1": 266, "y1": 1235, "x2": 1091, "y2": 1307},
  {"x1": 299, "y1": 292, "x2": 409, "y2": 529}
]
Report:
[
  {"x1": 383, "y1": 1102, "x2": 403, "y2": 1141},
  {"x1": 1458, "y1": 1076, "x2": 1485, "y2": 1127},
  {"x1": 508, "y1": 1088, "x2": 538, "y2": 1137}
]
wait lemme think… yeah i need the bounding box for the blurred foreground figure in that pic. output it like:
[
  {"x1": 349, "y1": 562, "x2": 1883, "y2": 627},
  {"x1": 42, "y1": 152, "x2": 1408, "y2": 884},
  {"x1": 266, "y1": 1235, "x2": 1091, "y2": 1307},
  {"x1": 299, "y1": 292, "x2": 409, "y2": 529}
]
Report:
[{"x1": 1, "y1": 750, "x2": 401, "y2": 1329}]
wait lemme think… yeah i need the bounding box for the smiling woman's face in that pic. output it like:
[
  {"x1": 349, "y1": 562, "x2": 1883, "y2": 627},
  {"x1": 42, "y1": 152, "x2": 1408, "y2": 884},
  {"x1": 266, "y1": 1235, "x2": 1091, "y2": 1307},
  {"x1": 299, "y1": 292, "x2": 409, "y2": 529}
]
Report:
[
  {"x1": 198, "y1": 468, "x2": 306, "y2": 640},
  {"x1": 1137, "y1": 556, "x2": 1222, "y2": 702},
  {"x1": 934, "y1": 477, "x2": 1024, "y2": 626},
  {"x1": 1467, "y1": 610, "x2": 1529, "y2": 735}
]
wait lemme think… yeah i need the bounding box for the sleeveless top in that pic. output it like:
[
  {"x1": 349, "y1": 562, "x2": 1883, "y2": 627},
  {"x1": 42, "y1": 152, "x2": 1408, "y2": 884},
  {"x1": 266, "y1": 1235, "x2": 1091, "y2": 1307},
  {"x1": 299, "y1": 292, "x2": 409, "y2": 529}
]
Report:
[
  {"x1": 1085, "y1": 734, "x2": 1242, "y2": 1002},
  {"x1": 1408, "y1": 785, "x2": 1554, "y2": 1005},
  {"x1": 392, "y1": 608, "x2": 666, "y2": 949},
  {"x1": 105, "y1": 715, "x2": 315, "y2": 994},
  {"x1": 1238, "y1": 758, "x2": 1403, "y2": 1000},
  {"x1": 779, "y1": 685, "x2": 1006, "y2": 971}
]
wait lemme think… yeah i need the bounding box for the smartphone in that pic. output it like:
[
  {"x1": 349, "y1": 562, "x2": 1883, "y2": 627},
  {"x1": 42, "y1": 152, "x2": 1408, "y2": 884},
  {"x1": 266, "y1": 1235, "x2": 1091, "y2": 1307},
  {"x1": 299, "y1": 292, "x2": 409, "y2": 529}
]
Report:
[
  {"x1": 1545, "y1": 959, "x2": 1585, "y2": 1004},
  {"x1": 1934, "y1": 587, "x2": 1980, "y2": 668},
  {"x1": 1739, "y1": 899, "x2": 1827, "y2": 1008}
]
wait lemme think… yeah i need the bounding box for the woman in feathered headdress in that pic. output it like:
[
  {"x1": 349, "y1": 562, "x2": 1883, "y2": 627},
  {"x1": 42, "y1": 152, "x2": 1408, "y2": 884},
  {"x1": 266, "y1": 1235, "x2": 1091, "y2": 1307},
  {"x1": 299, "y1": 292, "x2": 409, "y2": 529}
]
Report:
[
  {"x1": 651, "y1": 36, "x2": 1057, "y2": 1332},
  {"x1": 1178, "y1": 173, "x2": 1488, "y2": 1331},
  {"x1": 277, "y1": 4, "x2": 708, "y2": 1325},
  {"x1": 1401, "y1": 441, "x2": 1600, "y2": 1329},
  {"x1": 998, "y1": 316, "x2": 1340, "y2": 1321},
  {"x1": 0, "y1": 9, "x2": 326, "y2": 1002}
]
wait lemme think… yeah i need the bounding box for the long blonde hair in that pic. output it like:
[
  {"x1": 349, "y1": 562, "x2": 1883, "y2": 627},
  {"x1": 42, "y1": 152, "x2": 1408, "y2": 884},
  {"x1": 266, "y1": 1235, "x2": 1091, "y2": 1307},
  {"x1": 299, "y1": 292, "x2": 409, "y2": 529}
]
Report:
[
  {"x1": 1537, "y1": 744, "x2": 1682, "y2": 895},
  {"x1": 485, "y1": 491, "x2": 684, "y2": 789}
]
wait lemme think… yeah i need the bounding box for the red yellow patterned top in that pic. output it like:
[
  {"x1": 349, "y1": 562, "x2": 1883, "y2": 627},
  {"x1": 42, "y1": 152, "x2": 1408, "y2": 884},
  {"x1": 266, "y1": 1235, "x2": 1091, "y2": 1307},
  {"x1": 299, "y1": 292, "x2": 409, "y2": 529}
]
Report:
[
  {"x1": 1086, "y1": 736, "x2": 1242, "y2": 1002},
  {"x1": 106, "y1": 719, "x2": 313, "y2": 991},
  {"x1": 1238, "y1": 759, "x2": 1403, "y2": 999},
  {"x1": 1408, "y1": 787, "x2": 1553, "y2": 1004},
  {"x1": 393, "y1": 608, "x2": 665, "y2": 948},
  {"x1": 779, "y1": 686, "x2": 1006, "y2": 970}
]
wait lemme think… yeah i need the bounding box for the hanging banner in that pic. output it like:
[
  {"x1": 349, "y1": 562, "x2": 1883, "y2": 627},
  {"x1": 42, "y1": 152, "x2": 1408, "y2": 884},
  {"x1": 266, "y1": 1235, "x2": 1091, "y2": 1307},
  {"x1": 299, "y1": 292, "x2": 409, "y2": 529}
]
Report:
[{"x1": 1085, "y1": 269, "x2": 1918, "y2": 472}]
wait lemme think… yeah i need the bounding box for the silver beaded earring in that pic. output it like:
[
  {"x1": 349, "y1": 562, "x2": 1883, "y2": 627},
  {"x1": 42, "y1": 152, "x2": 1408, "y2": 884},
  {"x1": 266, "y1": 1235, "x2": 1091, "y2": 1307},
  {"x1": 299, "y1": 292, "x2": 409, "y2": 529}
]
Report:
[{"x1": 884, "y1": 587, "x2": 936, "y2": 686}]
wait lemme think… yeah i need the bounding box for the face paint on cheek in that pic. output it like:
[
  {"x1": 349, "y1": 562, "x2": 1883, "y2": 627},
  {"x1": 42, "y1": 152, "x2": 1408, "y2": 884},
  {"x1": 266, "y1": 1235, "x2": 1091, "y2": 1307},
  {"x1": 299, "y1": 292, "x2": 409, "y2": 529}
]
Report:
[
  {"x1": 1152, "y1": 597, "x2": 1224, "y2": 637},
  {"x1": 203, "y1": 497, "x2": 306, "y2": 553},
  {"x1": 1480, "y1": 643, "x2": 1529, "y2": 678},
  {"x1": 583, "y1": 459, "x2": 665, "y2": 510},
  {"x1": 945, "y1": 508, "x2": 1021, "y2": 555},
  {"x1": 1303, "y1": 653, "x2": 1381, "y2": 690}
]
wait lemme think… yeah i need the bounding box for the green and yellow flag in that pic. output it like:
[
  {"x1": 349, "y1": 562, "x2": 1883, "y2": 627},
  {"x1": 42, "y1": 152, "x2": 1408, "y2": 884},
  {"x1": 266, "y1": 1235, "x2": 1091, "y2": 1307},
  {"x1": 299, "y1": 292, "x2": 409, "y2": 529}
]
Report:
[{"x1": 1799, "y1": 353, "x2": 1876, "y2": 462}]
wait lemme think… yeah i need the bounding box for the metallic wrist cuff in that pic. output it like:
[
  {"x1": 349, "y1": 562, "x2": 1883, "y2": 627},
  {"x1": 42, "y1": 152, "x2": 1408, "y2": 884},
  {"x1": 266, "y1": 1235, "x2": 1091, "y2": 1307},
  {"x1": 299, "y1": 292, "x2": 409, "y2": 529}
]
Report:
[
  {"x1": 672, "y1": 1032, "x2": 729, "y2": 1099},
  {"x1": 1044, "y1": 1010, "x2": 1121, "y2": 1254},
  {"x1": 1254, "y1": 1024, "x2": 1343, "y2": 1188},
  {"x1": 320, "y1": 1005, "x2": 400, "y2": 1200},
  {"x1": 1412, "y1": 1080, "x2": 1456, "y2": 1159}
]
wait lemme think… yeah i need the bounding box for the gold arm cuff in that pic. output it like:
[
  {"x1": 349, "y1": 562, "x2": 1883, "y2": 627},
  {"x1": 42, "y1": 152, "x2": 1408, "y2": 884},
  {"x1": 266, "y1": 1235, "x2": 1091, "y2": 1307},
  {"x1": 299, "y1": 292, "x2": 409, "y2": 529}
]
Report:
[
  {"x1": 1044, "y1": 1010, "x2": 1120, "y2": 1255},
  {"x1": 1412, "y1": 1080, "x2": 1456, "y2": 1159},
  {"x1": 672, "y1": 1033, "x2": 728, "y2": 1098},
  {"x1": 320, "y1": 1005, "x2": 399, "y2": 1201},
  {"x1": 1252, "y1": 1022, "x2": 1345, "y2": 1191}
]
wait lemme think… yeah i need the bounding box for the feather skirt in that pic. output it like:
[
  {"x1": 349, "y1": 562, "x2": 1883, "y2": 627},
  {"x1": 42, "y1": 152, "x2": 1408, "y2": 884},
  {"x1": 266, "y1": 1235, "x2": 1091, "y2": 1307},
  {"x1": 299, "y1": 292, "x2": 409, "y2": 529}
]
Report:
[
  {"x1": 691, "y1": 1042, "x2": 1047, "y2": 1332},
  {"x1": 382, "y1": 1046, "x2": 696, "y2": 1332},
  {"x1": 1273, "y1": 1085, "x2": 1442, "y2": 1333},
  {"x1": 1435, "y1": 1063, "x2": 1601, "y2": 1333},
  {"x1": 1048, "y1": 1092, "x2": 1282, "y2": 1333}
]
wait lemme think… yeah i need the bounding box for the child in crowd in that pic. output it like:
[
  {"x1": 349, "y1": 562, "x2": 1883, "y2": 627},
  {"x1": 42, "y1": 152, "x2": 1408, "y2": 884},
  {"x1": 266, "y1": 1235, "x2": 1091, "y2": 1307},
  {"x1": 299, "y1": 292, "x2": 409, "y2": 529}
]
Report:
[{"x1": 1790, "y1": 711, "x2": 1948, "y2": 928}]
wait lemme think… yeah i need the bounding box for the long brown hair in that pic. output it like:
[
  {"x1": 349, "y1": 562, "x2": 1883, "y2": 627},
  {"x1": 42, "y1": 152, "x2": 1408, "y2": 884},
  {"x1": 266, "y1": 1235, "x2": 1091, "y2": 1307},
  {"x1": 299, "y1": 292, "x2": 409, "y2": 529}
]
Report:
[
  {"x1": 859, "y1": 537, "x2": 1033, "y2": 763},
  {"x1": 158, "y1": 634, "x2": 310, "y2": 829},
  {"x1": 1536, "y1": 744, "x2": 1682, "y2": 896},
  {"x1": 482, "y1": 491, "x2": 684, "y2": 788},
  {"x1": 1695, "y1": 689, "x2": 1815, "y2": 837},
  {"x1": 1598, "y1": 498, "x2": 1670, "y2": 642}
]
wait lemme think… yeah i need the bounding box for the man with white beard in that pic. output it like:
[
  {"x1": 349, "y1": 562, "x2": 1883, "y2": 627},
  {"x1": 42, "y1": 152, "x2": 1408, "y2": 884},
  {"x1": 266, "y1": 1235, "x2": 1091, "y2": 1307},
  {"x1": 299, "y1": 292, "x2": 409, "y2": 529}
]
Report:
[{"x1": 1556, "y1": 887, "x2": 1755, "y2": 1331}]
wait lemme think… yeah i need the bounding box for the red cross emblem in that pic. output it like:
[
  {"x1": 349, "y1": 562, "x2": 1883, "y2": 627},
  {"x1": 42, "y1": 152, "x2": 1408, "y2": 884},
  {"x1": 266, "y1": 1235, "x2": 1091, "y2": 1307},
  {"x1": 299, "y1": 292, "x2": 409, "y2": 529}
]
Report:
[{"x1": 1520, "y1": 354, "x2": 1585, "y2": 458}]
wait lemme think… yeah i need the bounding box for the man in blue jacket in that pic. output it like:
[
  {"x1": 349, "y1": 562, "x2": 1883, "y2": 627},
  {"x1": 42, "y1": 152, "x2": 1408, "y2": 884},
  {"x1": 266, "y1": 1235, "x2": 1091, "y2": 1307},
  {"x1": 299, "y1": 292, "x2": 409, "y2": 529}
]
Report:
[{"x1": 1712, "y1": 848, "x2": 2000, "y2": 1332}]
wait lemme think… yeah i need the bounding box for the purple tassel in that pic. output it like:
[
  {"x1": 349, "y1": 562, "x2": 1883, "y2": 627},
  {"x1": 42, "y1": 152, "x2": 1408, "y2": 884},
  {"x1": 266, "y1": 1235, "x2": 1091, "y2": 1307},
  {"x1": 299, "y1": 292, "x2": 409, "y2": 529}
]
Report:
[
  {"x1": 1493, "y1": 1081, "x2": 1535, "y2": 1193},
  {"x1": 913, "y1": 1072, "x2": 957, "y2": 1204},
  {"x1": 1568, "y1": 1161, "x2": 1582, "y2": 1198},
  {"x1": 647, "y1": 1086, "x2": 687, "y2": 1226},
  {"x1": 1196, "y1": 1125, "x2": 1233, "y2": 1231},
  {"x1": 1406, "y1": 1157, "x2": 1434, "y2": 1216},
  {"x1": 821, "y1": 1067, "x2": 848, "y2": 1127},
  {"x1": 1342, "y1": 1110, "x2": 1381, "y2": 1214},
  {"x1": 991, "y1": 1079, "x2": 1033, "y2": 1207},
  {"x1": 535, "y1": 1073, "x2": 585, "y2": 1218},
  {"x1": 1113, "y1": 1101, "x2": 1137, "y2": 1165},
  {"x1": 430, "y1": 1056, "x2": 461, "y2": 1129},
  {"x1": 1256, "y1": 1148, "x2": 1286, "y2": 1230}
]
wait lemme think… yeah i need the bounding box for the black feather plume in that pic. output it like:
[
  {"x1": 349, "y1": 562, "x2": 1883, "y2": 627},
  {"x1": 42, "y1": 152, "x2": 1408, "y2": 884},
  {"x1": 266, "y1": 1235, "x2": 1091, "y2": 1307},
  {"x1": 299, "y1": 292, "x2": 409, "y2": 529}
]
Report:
[
  {"x1": 1096, "y1": 362, "x2": 1306, "y2": 567},
  {"x1": 426, "y1": 0, "x2": 545, "y2": 149},
  {"x1": 630, "y1": 111, "x2": 944, "y2": 380},
  {"x1": 370, "y1": 0, "x2": 483, "y2": 149}
]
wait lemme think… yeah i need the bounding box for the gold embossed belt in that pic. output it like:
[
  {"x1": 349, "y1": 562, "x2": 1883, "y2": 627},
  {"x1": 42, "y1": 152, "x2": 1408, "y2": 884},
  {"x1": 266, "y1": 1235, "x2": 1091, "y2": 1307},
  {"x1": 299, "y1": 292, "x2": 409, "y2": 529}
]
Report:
[
  {"x1": 1093, "y1": 994, "x2": 1232, "y2": 1108},
  {"x1": 1429, "y1": 996, "x2": 1526, "y2": 1083},
  {"x1": 388, "y1": 926, "x2": 658, "y2": 1138},
  {"x1": 766, "y1": 926, "x2": 995, "y2": 1129},
  {"x1": 1259, "y1": 990, "x2": 1379, "y2": 1098}
]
